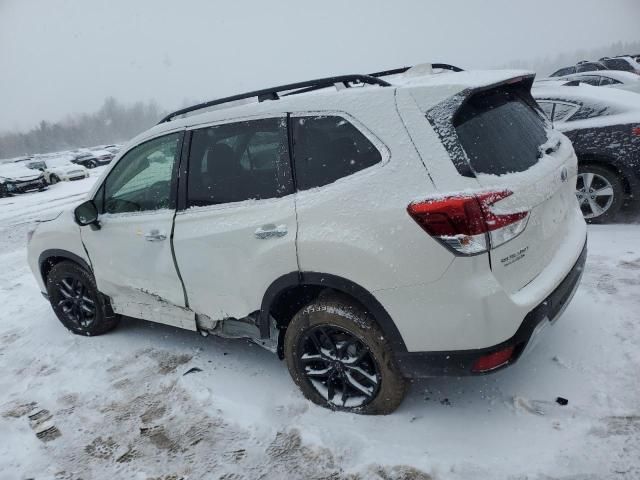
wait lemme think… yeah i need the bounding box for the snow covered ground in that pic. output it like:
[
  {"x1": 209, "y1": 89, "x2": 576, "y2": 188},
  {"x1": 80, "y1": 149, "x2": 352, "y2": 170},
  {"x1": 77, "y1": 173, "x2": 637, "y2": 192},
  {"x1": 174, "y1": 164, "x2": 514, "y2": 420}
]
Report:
[{"x1": 0, "y1": 175, "x2": 639, "y2": 480}]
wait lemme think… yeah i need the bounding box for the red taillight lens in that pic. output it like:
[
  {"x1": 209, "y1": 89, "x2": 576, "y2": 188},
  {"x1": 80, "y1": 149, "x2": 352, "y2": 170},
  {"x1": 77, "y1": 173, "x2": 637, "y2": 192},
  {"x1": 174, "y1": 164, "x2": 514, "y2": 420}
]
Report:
[
  {"x1": 472, "y1": 345, "x2": 515, "y2": 373},
  {"x1": 407, "y1": 190, "x2": 529, "y2": 255},
  {"x1": 632, "y1": 126, "x2": 640, "y2": 136}
]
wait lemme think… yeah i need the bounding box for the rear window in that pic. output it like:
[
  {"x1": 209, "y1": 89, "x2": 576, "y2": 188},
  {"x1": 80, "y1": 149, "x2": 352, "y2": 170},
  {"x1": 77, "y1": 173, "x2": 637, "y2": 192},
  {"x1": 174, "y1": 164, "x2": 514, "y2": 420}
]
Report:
[
  {"x1": 576, "y1": 63, "x2": 605, "y2": 73},
  {"x1": 551, "y1": 67, "x2": 575, "y2": 77},
  {"x1": 601, "y1": 58, "x2": 633, "y2": 71},
  {"x1": 453, "y1": 89, "x2": 548, "y2": 176}
]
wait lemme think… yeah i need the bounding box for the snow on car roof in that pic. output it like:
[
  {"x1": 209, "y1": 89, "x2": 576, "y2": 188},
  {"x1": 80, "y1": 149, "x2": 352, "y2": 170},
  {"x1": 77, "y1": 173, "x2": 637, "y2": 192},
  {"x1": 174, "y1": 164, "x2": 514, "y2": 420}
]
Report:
[
  {"x1": 133, "y1": 68, "x2": 534, "y2": 147},
  {"x1": 0, "y1": 162, "x2": 40, "y2": 177},
  {"x1": 387, "y1": 68, "x2": 534, "y2": 89},
  {"x1": 533, "y1": 82, "x2": 640, "y2": 109},
  {"x1": 542, "y1": 70, "x2": 640, "y2": 84}
]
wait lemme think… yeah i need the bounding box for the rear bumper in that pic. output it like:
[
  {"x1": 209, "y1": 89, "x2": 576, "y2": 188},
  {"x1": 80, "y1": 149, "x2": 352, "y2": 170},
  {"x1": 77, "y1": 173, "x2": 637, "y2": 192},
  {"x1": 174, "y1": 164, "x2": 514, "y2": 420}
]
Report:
[{"x1": 395, "y1": 240, "x2": 587, "y2": 378}]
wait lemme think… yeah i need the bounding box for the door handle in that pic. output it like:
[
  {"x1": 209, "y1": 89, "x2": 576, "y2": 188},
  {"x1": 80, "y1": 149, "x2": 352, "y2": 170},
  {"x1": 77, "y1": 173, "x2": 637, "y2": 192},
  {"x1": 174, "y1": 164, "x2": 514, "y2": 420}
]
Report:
[
  {"x1": 254, "y1": 224, "x2": 287, "y2": 239},
  {"x1": 144, "y1": 229, "x2": 167, "y2": 242}
]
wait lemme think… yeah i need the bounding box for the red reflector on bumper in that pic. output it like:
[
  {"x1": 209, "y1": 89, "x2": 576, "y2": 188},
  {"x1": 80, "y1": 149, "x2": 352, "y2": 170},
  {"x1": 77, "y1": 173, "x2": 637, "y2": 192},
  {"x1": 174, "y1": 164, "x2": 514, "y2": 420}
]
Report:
[{"x1": 472, "y1": 346, "x2": 515, "y2": 373}]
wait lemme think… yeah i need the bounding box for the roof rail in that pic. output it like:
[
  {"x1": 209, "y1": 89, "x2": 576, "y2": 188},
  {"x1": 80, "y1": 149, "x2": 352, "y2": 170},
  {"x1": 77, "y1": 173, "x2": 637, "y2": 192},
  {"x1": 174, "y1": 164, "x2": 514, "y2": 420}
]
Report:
[
  {"x1": 158, "y1": 74, "x2": 391, "y2": 124},
  {"x1": 369, "y1": 63, "x2": 464, "y2": 78}
]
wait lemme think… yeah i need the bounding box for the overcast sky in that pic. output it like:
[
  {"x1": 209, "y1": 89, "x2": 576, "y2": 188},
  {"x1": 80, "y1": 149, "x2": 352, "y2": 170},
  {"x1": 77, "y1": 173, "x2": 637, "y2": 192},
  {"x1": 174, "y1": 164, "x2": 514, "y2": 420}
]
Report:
[{"x1": 1, "y1": 0, "x2": 639, "y2": 132}]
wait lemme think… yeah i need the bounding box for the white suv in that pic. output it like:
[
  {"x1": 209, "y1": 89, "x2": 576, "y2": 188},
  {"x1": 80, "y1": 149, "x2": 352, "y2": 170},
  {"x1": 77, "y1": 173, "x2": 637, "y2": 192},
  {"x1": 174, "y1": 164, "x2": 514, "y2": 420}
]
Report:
[{"x1": 27, "y1": 65, "x2": 587, "y2": 414}]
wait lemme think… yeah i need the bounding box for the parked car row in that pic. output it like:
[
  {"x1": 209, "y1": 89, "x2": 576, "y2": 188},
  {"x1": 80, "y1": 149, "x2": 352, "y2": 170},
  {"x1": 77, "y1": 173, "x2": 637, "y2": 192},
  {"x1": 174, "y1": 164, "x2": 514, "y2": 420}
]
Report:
[
  {"x1": 550, "y1": 55, "x2": 640, "y2": 77},
  {"x1": 0, "y1": 144, "x2": 122, "y2": 198}
]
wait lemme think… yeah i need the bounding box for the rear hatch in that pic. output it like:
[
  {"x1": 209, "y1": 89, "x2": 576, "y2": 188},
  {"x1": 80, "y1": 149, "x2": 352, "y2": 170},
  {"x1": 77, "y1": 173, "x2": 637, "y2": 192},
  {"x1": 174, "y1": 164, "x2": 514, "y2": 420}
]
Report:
[
  {"x1": 407, "y1": 76, "x2": 581, "y2": 294},
  {"x1": 453, "y1": 79, "x2": 579, "y2": 293}
]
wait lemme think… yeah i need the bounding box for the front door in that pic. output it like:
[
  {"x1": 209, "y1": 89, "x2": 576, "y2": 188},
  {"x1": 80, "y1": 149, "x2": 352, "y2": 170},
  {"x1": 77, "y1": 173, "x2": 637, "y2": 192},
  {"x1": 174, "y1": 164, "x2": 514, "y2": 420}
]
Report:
[
  {"x1": 81, "y1": 131, "x2": 195, "y2": 330},
  {"x1": 173, "y1": 116, "x2": 298, "y2": 322}
]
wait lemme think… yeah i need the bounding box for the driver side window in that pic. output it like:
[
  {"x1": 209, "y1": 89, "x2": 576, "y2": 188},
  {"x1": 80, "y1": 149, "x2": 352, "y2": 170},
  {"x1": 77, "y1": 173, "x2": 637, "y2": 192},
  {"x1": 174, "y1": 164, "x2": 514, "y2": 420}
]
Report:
[{"x1": 101, "y1": 133, "x2": 182, "y2": 214}]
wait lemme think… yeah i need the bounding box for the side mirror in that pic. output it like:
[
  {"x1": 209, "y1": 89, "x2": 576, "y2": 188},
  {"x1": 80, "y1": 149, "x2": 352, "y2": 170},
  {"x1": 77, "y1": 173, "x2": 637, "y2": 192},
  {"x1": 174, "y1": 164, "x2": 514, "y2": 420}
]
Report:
[{"x1": 74, "y1": 200, "x2": 100, "y2": 229}]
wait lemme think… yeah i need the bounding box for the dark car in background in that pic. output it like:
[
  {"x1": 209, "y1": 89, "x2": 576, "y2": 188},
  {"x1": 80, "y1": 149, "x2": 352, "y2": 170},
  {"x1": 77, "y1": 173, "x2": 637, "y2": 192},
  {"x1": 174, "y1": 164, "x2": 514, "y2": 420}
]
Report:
[
  {"x1": 550, "y1": 61, "x2": 608, "y2": 77},
  {"x1": 533, "y1": 83, "x2": 640, "y2": 222},
  {"x1": 71, "y1": 150, "x2": 113, "y2": 168},
  {"x1": 0, "y1": 162, "x2": 48, "y2": 197},
  {"x1": 599, "y1": 56, "x2": 640, "y2": 75}
]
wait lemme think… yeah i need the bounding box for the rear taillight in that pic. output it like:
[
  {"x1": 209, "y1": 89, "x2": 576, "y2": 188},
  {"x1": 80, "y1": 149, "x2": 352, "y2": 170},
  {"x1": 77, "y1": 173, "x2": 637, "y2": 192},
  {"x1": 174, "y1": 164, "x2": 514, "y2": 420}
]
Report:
[
  {"x1": 472, "y1": 345, "x2": 515, "y2": 372},
  {"x1": 407, "y1": 190, "x2": 529, "y2": 255},
  {"x1": 632, "y1": 126, "x2": 640, "y2": 136}
]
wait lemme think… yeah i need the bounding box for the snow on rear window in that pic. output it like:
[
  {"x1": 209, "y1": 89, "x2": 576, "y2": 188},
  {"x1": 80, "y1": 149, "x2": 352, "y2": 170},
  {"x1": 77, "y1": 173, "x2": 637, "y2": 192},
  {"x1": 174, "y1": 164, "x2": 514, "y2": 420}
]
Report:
[{"x1": 453, "y1": 89, "x2": 548, "y2": 176}]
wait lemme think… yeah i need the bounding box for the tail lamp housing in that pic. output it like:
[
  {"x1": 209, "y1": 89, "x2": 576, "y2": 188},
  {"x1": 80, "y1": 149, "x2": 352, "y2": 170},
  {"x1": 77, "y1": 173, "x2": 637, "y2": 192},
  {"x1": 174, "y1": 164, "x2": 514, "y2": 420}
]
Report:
[{"x1": 407, "y1": 190, "x2": 529, "y2": 255}]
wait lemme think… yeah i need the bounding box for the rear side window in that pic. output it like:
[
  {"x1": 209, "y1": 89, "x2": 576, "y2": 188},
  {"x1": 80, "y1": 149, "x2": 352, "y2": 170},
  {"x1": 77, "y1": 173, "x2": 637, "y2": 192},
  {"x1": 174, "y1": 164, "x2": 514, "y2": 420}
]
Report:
[
  {"x1": 575, "y1": 75, "x2": 601, "y2": 86},
  {"x1": 551, "y1": 67, "x2": 575, "y2": 77},
  {"x1": 576, "y1": 63, "x2": 605, "y2": 73},
  {"x1": 292, "y1": 115, "x2": 382, "y2": 190},
  {"x1": 601, "y1": 58, "x2": 633, "y2": 71},
  {"x1": 186, "y1": 118, "x2": 291, "y2": 207},
  {"x1": 570, "y1": 100, "x2": 614, "y2": 121},
  {"x1": 552, "y1": 102, "x2": 579, "y2": 121},
  {"x1": 538, "y1": 101, "x2": 554, "y2": 120},
  {"x1": 453, "y1": 89, "x2": 548, "y2": 176},
  {"x1": 599, "y1": 76, "x2": 621, "y2": 86}
]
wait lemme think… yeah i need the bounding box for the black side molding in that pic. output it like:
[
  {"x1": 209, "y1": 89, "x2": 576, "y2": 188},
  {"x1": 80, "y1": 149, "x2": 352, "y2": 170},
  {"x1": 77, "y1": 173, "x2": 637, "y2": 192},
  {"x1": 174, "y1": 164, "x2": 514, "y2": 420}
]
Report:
[{"x1": 260, "y1": 271, "x2": 408, "y2": 353}]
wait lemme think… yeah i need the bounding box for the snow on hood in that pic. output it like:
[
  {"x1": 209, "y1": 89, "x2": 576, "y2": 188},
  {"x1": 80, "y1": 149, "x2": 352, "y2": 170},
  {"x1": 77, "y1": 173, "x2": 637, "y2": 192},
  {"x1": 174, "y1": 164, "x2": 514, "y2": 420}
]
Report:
[{"x1": 0, "y1": 163, "x2": 42, "y2": 180}]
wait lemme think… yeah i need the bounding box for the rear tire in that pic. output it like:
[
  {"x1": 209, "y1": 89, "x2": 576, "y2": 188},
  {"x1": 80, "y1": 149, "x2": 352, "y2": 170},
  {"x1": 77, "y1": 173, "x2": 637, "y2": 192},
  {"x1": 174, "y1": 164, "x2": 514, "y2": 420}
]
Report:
[
  {"x1": 576, "y1": 164, "x2": 624, "y2": 224},
  {"x1": 46, "y1": 261, "x2": 120, "y2": 336},
  {"x1": 284, "y1": 293, "x2": 407, "y2": 415}
]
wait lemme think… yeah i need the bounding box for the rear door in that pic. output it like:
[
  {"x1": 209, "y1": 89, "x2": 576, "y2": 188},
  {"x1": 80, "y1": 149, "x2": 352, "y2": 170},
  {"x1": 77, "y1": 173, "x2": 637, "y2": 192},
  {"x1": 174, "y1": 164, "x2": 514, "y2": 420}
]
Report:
[
  {"x1": 172, "y1": 116, "x2": 298, "y2": 321},
  {"x1": 452, "y1": 84, "x2": 583, "y2": 293}
]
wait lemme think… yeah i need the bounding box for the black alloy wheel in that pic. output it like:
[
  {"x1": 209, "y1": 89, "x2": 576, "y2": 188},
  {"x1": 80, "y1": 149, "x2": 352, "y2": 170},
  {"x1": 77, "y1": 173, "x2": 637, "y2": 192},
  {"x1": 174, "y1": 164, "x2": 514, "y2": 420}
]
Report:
[
  {"x1": 46, "y1": 261, "x2": 120, "y2": 335},
  {"x1": 297, "y1": 325, "x2": 381, "y2": 408},
  {"x1": 284, "y1": 293, "x2": 407, "y2": 414},
  {"x1": 55, "y1": 276, "x2": 97, "y2": 329}
]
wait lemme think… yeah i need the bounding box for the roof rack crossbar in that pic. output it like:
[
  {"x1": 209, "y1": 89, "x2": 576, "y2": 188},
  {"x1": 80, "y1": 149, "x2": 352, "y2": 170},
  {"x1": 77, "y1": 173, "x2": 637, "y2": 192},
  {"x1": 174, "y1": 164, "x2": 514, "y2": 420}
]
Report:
[{"x1": 158, "y1": 74, "x2": 391, "y2": 124}]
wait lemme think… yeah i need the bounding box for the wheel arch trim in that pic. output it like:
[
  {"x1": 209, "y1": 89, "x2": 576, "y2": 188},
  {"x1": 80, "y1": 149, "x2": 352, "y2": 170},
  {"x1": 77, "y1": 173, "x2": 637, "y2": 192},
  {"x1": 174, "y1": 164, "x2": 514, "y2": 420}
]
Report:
[
  {"x1": 38, "y1": 249, "x2": 92, "y2": 284},
  {"x1": 260, "y1": 271, "x2": 408, "y2": 353},
  {"x1": 577, "y1": 153, "x2": 640, "y2": 193}
]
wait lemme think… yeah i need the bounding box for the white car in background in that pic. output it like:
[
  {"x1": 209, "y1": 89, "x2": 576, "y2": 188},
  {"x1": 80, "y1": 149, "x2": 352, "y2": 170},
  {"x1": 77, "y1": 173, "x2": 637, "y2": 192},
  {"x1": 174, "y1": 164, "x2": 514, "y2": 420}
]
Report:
[
  {"x1": 27, "y1": 155, "x2": 89, "y2": 184},
  {"x1": 0, "y1": 162, "x2": 48, "y2": 197},
  {"x1": 538, "y1": 70, "x2": 640, "y2": 95}
]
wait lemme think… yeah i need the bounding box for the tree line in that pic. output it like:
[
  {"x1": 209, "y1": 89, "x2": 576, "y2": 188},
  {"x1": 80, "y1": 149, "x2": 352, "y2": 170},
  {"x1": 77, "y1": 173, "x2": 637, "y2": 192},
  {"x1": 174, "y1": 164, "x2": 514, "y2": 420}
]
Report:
[{"x1": 0, "y1": 97, "x2": 165, "y2": 159}]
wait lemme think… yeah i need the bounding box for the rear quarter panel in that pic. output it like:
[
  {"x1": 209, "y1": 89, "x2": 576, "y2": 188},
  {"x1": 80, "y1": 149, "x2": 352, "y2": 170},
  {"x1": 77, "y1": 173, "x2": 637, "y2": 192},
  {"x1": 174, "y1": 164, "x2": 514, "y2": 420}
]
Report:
[{"x1": 294, "y1": 91, "x2": 456, "y2": 293}]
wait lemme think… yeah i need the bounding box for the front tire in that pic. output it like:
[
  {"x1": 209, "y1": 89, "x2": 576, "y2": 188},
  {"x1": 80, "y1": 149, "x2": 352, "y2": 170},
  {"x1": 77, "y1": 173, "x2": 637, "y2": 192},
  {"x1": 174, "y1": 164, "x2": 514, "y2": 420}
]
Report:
[
  {"x1": 87, "y1": 160, "x2": 97, "y2": 169},
  {"x1": 284, "y1": 293, "x2": 407, "y2": 415},
  {"x1": 576, "y1": 164, "x2": 624, "y2": 223},
  {"x1": 49, "y1": 174, "x2": 60, "y2": 185},
  {"x1": 46, "y1": 261, "x2": 120, "y2": 336}
]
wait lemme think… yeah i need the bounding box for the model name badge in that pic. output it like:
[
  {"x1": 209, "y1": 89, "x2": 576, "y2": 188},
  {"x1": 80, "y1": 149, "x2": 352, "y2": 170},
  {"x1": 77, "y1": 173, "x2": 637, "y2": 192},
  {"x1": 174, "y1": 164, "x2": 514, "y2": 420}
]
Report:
[{"x1": 501, "y1": 246, "x2": 528, "y2": 267}]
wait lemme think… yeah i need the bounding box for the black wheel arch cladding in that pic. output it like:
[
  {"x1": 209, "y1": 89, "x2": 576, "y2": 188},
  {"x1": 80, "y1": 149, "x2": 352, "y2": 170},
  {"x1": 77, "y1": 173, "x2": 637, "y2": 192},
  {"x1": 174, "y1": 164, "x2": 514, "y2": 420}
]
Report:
[{"x1": 260, "y1": 271, "x2": 408, "y2": 353}]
